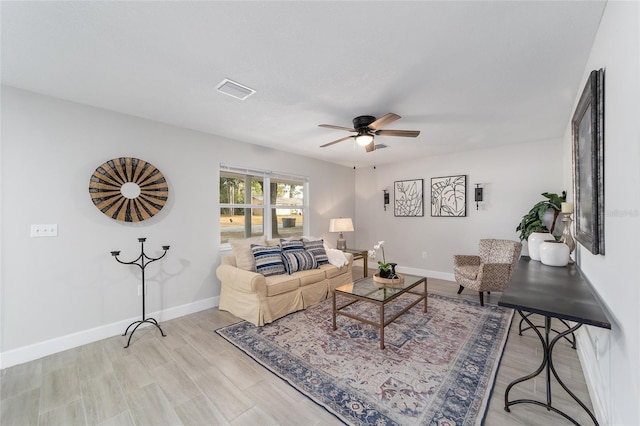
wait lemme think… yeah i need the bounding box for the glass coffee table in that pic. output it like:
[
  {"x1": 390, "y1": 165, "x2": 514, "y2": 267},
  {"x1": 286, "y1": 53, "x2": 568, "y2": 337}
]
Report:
[{"x1": 332, "y1": 274, "x2": 427, "y2": 349}]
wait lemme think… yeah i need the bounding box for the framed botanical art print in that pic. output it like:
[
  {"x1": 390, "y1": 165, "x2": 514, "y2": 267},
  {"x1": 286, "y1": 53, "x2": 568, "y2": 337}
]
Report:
[
  {"x1": 572, "y1": 68, "x2": 605, "y2": 255},
  {"x1": 431, "y1": 175, "x2": 466, "y2": 217},
  {"x1": 394, "y1": 179, "x2": 424, "y2": 217}
]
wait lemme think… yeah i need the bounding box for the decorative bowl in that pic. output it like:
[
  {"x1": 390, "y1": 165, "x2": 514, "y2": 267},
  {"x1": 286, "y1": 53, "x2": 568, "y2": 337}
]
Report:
[{"x1": 373, "y1": 273, "x2": 404, "y2": 287}]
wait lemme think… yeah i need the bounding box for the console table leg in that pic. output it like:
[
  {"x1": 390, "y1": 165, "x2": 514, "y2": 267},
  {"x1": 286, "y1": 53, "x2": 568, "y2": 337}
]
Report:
[
  {"x1": 519, "y1": 312, "x2": 576, "y2": 348},
  {"x1": 505, "y1": 310, "x2": 547, "y2": 412},
  {"x1": 505, "y1": 311, "x2": 599, "y2": 425}
]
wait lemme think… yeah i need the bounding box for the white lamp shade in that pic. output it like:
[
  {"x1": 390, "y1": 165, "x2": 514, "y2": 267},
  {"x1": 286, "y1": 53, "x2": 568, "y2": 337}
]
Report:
[
  {"x1": 329, "y1": 218, "x2": 354, "y2": 233},
  {"x1": 355, "y1": 134, "x2": 374, "y2": 146}
]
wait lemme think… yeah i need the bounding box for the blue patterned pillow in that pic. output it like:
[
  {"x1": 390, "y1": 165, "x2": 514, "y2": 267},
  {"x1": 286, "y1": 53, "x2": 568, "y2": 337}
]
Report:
[
  {"x1": 282, "y1": 250, "x2": 318, "y2": 274},
  {"x1": 251, "y1": 245, "x2": 286, "y2": 277},
  {"x1": 280, "y1": 239, "x2": 305, "y2": 252},
  {"x1": 303, "y1": 239, "x2": 329, "y2": 265}
]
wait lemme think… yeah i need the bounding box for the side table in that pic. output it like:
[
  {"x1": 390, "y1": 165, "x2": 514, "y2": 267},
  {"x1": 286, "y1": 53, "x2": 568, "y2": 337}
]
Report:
[{"x1": 342, "y1": 248, "x2": 368, "y2": 277}]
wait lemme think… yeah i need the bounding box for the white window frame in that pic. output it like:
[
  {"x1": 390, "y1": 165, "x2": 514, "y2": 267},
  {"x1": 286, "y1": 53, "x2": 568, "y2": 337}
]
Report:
[{"x1": 219, "y1": 164, "x2": 309, "y2": 249}]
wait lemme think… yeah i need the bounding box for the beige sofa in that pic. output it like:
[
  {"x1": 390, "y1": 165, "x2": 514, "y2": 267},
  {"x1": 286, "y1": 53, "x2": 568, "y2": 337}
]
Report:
[{"x1": 216, "y1": 238, "x2": 353, "y2": 326}]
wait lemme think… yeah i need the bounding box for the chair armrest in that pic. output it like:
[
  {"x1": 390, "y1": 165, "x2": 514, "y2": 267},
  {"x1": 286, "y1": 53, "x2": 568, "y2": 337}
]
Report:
[
  {"x1": 477, "y1": 262, "x2": 513, "y2": 284},
  {"x1": 454, "y1": 255, "x2": 480, "y2": 267},
  {"x1": 216, "y1": 264, "x2": 267, "y2": 298}
]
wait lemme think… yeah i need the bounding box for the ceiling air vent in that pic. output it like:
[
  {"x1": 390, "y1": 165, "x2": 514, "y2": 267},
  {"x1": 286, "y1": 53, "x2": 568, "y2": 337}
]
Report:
[
  {"x1": 215, "y1": 79, "x2": 256, "y2": 100},
  {"x1": 374, "y1": 143, "x2": 388, "y2": 150}
]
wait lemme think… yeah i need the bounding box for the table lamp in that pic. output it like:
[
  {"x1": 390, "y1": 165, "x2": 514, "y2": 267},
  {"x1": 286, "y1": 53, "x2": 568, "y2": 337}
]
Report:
[{"x1": 329, "y1": 218, "x2": 354, "y2": 250}]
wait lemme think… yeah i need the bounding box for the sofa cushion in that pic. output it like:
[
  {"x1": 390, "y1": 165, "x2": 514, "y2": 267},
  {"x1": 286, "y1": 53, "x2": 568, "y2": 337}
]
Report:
[
  {"x1": 282, "y1": 250, "x2": 317, "y2": 274},
  {"x1": 229, "y1": 235, "x2": 267, "y2": 271},
  {"x1": 320, "y1": 263, "x2": 345, "y2": 279},
  {"x1": 296, "y1": 268, "x2": 327, "y2": 286},
  {"x1": 251, "y1": 245, "x2": 286, "y2": 277},
  {"x1": 264, "y1": 274, "x2": 301, "y2": 296},
  {"x1": 303, "y1": 239, "x2": 329, "y2": 265}
]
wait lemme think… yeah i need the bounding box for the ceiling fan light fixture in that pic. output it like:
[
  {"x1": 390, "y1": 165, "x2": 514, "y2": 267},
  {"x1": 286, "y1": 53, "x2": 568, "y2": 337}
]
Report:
[
  {"x1": 318, "y1": 112, "x2": 419, "y2": 152},
  {"x1": 355, "y1": 131, "x2": 374, "y2": 146}
]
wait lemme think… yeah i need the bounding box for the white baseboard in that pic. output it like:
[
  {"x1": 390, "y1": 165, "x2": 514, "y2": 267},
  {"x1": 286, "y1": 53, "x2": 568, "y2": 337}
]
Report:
[
  {"x1": 575, "y1": 326, "x2": 609, "y2": 425},
  {"x1": 0, "y1": 297, "x2": 219, "y2": 370},
  {"x1": 397, "y1": 265, "x2": 455, "y2": 282}
]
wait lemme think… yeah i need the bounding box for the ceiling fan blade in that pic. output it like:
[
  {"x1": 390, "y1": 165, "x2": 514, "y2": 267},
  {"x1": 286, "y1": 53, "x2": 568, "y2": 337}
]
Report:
[
  {"x1": 320, "y1": 135, "x2": 354, "y2": 148},
  {"x1": 375, "y1": 129, "x2": 420, "y2": 137},
  {"x1": 368, "y1": 113, "x2": 401, "y2": 130},
  {"x1": 318, "y1": 124, "x2": 356, "y2": 132},
  {"x1": 364, "y1": 141, "x2": 376, "y2": 152}
]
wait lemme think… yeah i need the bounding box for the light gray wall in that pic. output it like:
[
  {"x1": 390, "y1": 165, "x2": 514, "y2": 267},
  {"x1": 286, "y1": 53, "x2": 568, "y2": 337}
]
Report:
[
  {"x1": 561, "y1": 2, "x2": 640, "y2": 425},
  {"x1": 0, "y1": 87, "x2": 355, "y2": 366},
  {"x1": 354, "y1": 138, "x2": 563, "y2": 278}
]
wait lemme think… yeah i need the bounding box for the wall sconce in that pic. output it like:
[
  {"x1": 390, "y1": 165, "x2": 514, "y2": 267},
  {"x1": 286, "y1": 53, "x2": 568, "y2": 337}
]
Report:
[
  {"x1": 383, "y1": 190, "x2": 389, "y2": 211},
  {"x1": 474, "y1": 184, "x2": 483, "y2": 210}
]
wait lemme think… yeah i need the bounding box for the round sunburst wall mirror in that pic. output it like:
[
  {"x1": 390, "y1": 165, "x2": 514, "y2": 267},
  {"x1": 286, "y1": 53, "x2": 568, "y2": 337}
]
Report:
[{"x1": 89, "y1": 157, "x2": 169, "y2": 222}]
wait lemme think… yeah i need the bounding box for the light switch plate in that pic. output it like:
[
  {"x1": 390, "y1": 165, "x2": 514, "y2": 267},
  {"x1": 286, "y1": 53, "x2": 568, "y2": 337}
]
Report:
[{"x1": 31, "y1": 224, "x2": 58, "y2": 237}]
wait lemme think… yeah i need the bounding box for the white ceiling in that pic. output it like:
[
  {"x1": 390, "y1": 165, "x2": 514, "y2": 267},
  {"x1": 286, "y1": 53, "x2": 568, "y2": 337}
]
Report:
[{"x1": 1, "y1": 1, "x2": 606, "y2": 168}]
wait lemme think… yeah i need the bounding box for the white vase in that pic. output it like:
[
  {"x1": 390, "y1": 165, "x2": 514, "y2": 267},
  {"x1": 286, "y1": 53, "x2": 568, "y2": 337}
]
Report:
[
  {"x1": 528, "y1": 232, "x2": 554, "y2": 261},
  {"x1": 540, "y1": 241, "x2": 570, "y2": 267}
]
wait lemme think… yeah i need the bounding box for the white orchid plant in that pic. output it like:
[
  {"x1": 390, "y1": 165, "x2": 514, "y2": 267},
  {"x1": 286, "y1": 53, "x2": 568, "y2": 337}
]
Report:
[{"x1": 368, "y1": 241, "x2": 390, "y2": 272}]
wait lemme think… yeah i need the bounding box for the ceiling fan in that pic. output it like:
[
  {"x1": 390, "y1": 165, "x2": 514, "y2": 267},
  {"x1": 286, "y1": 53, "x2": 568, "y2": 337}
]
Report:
[{"x1": 319, "y1": 113, "x2": 420, "y2": 152}]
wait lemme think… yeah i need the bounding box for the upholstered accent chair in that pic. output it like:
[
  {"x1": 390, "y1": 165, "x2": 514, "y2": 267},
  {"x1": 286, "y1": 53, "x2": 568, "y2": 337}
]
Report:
[{"x1": 454, "y1": 239, "x2": 522, "y2": 306}]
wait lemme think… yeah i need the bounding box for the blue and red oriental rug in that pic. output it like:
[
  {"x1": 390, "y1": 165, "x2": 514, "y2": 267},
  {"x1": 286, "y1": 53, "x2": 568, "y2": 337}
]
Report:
[{"x1": 217, "y1": 292, "x2": 512, "y2": 425}]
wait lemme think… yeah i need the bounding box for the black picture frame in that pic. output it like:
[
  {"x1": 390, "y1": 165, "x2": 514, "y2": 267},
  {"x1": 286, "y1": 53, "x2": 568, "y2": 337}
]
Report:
[
  {"x1": 431, "y1": 175, "x2": 467, "y2": 217},
  {"x1": 572, "y1": 69, "x2": 604, "y2": 255},
  {"x1": 394, "y1": 179, "x2": 424, "y2": 217}
]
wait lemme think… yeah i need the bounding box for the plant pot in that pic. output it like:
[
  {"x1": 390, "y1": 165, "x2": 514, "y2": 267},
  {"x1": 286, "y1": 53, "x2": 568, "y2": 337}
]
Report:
[
  {"x1": 379, "y1": 269, "x2": 391, "y2": 278},
  {"x1": 528, "y1": 232, "x2": 554, "y2": 261},
  {"x1": 540, "y1": 240, "x2": 570, "y2": 267},
  {"x1": 379, "y1": 263, "x2": 397, "y2": 279}
]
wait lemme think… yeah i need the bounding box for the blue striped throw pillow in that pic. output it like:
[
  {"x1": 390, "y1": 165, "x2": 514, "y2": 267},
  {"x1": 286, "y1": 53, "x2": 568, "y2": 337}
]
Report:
[
  {"x1": 280, "y1": 239, "x2": 305, "y2": 252},
  {"x1": 251, "y1": 245, "x2": 286, "y2": 277},
  {"x1": 303, "y1": 239, "x2": 329, "y2": 265},
  {"x1": 282, "y1": 250, "x2": 318, "y2": 274}
]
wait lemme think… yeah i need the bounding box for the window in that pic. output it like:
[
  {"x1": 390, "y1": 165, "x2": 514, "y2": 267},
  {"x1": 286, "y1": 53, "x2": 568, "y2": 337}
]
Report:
[{"x1": 220, "y1": 165, "x2": 308, "y2": 245}]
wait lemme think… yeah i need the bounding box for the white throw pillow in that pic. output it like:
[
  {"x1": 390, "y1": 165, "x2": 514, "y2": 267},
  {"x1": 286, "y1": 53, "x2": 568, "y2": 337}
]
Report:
[{"x1": 325, "y1": 248, "x2": 348, "y2": 268}]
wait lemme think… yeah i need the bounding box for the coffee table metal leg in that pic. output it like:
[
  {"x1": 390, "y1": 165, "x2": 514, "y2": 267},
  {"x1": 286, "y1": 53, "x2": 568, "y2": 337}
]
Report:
[
  {"x1": 423, "y1": 279, "x2": 428, "y2": 313},
  {"x1": 332, "y1": 291, "x2": 337, "y2": 330},
  {"x1": 363, "y1": 256, "x2": 368, "y2": 277},
  {"x1": 379, "y1": 303, "x2": 385, "y2": 349}
]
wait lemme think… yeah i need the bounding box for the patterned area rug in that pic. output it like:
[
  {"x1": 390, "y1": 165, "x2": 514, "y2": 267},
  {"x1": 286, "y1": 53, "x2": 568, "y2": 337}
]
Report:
[{"x1": 216, "y1": 292, "x2": 513, "y2": 426}]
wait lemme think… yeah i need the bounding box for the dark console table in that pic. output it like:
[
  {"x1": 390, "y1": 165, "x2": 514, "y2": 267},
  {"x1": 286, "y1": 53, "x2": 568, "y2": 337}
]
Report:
[{"x1": 498, "y1": 257, "x2": 610, "y2": 425}]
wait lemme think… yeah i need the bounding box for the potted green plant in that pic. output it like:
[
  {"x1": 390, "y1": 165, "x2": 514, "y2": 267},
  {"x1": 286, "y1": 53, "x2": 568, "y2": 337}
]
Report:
[
  {"x1": 516, "y1": 191, "x2": 566, "y2": 241},
  {"x1": 368, "y1": 241, "x2": 398, "y2": 278}
]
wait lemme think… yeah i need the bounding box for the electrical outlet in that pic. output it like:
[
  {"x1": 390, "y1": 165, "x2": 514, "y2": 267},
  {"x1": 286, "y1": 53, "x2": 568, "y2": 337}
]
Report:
[
  {"x1": 422, "y1": 251, "x2": 428, "y2": 259},
  {"x1": 137, "y1": 285, "x2": 142, "y2": 296},
  {"x1": 31, "y1": 224, "x2": 58, "y2": 237}
]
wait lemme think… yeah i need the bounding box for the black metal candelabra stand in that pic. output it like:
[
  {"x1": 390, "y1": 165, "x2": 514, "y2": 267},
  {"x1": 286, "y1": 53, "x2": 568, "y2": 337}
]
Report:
[{"x1": 111, "y1": 238, "x2": 170, "y2": 348}]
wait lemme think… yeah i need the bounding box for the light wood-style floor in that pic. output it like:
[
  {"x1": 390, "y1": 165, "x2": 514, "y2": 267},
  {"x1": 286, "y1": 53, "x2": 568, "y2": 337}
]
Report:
[{"x1": 1, "y1": 266, "x2": 596, "y2": 425}]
